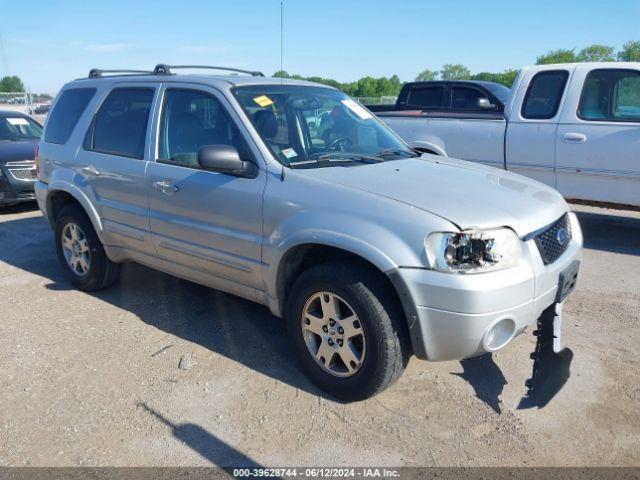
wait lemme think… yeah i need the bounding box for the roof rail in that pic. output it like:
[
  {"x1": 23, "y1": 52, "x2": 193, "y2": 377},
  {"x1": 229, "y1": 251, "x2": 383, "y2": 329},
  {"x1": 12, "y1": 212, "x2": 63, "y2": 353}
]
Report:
[
  {"x1": 88, "y1": 69, "x2": 153, "y2": 78},
  {"x1": 153, "y1": 64, "x2": 264, "y2": 77}
]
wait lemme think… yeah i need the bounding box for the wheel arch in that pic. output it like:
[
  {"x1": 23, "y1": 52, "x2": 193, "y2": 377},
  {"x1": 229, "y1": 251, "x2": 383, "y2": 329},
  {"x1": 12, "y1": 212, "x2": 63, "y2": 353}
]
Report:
[
  {"x1": 408, "y1": 141, "x2": 447, "y2": 157},
  {"x1": 45, "y1": 183, "x2": 104, "y2": 240},
  {"x1": 273, "y1": 242, "x2": 403, "y2": 319}
]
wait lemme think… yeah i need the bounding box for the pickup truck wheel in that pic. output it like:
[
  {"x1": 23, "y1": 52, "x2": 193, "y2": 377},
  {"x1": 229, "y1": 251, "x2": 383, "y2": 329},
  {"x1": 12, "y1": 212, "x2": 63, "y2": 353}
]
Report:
[
  {"x1": 54, "y1": 204, "x2": 120, "y2": 291},
  {"x1": 286, "y1": 261, "x2": 409, "y2": 401}
]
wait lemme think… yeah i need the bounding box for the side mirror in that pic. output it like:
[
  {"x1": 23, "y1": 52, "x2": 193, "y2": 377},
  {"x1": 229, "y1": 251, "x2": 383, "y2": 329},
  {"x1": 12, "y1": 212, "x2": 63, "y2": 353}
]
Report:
[
  {"x1": 477, "y1": 98, "x2": 496, "y2": 110},
  {"x1": 197, "y1": 145, "x2": 258, "y2": 178}
]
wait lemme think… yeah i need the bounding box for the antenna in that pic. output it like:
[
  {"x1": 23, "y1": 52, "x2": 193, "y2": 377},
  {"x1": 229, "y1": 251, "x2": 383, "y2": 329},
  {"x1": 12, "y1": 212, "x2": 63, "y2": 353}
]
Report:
[{"x1": 280, "y1": 0, "x2": 284, "y2": 84}]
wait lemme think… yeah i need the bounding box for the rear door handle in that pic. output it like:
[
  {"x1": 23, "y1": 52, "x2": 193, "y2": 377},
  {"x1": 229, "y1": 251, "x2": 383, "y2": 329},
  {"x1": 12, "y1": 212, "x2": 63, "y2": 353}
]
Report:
[
  {"x1": 81, "y1": 165, "x2": 100, "y2": 176},
  {"x1": 153, "y1": 180, "x2": 179, "y2": 195},
  {"x1": 562, "y1": 132, "x2": 587, "y2": 143}
]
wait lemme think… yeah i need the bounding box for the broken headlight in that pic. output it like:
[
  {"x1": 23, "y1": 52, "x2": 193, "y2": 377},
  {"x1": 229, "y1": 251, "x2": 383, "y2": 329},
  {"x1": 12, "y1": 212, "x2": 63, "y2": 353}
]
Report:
[{"x1": 425, "y1": 228, "x2": 522, "y2": 273}]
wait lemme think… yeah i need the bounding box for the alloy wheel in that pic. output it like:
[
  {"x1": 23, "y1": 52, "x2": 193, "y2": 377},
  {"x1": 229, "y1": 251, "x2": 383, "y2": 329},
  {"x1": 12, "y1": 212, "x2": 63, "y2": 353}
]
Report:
[
  {"x1": 61, "y1": 222, "x2": 91, "y2": 277},
  {"x1": 301, "y1": 291, "x2": 366, "y2": 377}
]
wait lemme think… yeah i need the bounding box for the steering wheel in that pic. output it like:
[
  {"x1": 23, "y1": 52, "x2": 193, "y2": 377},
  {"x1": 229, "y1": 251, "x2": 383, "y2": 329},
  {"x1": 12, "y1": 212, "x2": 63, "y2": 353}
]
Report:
[{"x1": 327, "y1": 136, "x2": 353, "y2": 152}]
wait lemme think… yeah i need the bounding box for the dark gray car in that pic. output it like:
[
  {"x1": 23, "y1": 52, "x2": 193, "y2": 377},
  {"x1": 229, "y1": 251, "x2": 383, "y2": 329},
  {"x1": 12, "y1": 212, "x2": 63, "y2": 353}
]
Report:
[{"x1": 0, "y1": 111, "x2": 41, "y2": 207}]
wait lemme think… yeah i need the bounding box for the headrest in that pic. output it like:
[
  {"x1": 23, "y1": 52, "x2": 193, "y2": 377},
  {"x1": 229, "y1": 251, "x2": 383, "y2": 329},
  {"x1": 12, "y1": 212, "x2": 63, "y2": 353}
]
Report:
[{"x1": 253, "y1": 109, "x2": 278, "y2": 139}]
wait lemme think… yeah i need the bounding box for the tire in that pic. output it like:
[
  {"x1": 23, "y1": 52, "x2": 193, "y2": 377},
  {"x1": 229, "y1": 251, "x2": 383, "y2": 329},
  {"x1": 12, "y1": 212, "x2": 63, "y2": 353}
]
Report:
[
  {"x1": 54, "y1": 204, "x2": 120, "y2": 291},
  {"x1": 286, "y1": 260, "x2": 410, "y2": 401}
]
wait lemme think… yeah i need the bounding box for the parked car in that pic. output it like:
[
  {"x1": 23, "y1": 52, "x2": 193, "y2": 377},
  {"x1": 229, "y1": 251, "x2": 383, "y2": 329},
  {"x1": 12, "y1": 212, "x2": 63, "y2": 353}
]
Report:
[
  {"x1": 34, "y1": 104, "x2": 52, "y2": 115},
  {"x1": 375, "y1": 63, "x2": 640, "y2": 207},
  {"x1": 0, "y1": 110, "x2": 42, "y2": 208},
  {"x1": 365, "y1": 80, "x2": 510, "y2": 114},
  {"x1": 35, "y1": 65, "x2": 582, "y2": 400}
]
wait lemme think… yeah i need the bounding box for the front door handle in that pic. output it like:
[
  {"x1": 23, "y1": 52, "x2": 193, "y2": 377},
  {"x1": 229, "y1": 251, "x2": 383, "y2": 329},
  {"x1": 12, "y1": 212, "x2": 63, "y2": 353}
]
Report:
[
  {"x1": 562, "y1": 132, "x2": 587, "y2": 144},
  {"x1": 153, "y1": 180, "x2": 179, "y2": 195},
  {"x1": 81, "y1": 165, "x2": 100, "y2": 176}
]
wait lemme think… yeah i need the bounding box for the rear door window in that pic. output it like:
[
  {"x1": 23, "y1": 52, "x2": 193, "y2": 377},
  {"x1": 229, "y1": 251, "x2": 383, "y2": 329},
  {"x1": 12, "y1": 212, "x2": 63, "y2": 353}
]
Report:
[
  {"x1": 578, "y1": 69, "x2": 640, "y2": 122},
  {"x1": 406, "y1": 86, "x2": 445, "y2": 109},
  {"x1": 44, "y1": 88, "x2": 96, "y2": 144},
  {"x1": 86, "y1": 88, "x2": 154, "y2": 159},
  {"x1": 521, "y1": 71, "x2": 569, "y2": 119},
  {"x1": 451, "y1": 86, "x2": 490, "y2": 111}
]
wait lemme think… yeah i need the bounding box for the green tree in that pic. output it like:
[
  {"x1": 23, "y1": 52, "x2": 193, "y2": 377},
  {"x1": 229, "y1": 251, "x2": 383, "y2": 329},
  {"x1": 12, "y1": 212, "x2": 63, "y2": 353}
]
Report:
[
  {"x1": 415, "y1": 69, "x2": 438, "y2": 81},
  {"x1": 440, "y1": 64, "x2": 471, "y2": 80},
  {"x1": 577, "y1": 44, "x2": 615, "y2": 62},
  {"x1": 470, "y1": 69, "x2": 518, "y2": 87},
  {"x1": 0, "y1": 75, "x2": 25, "y2": 92},
  {"x1": 536, "y1": 48, "x2": 577, "y2": 65},
  {"x1": 617, "y1": 40, "x2": 640, "y2": 61}
]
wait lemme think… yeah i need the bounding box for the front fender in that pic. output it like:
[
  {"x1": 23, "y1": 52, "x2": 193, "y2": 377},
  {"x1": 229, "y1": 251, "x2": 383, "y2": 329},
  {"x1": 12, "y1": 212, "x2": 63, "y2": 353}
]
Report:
[{"x1": 263, "y1": 210, "x2": 427, "y2": 317}]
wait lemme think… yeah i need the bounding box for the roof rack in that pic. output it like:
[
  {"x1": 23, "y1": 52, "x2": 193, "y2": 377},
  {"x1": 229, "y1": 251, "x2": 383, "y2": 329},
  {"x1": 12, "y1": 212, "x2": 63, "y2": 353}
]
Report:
[
  {"x1": 153, "y1": 64, "x2": 264, "y2": 77},
  {"x1": 88, "y1": 69, "x2": 154, "y2": 78}
]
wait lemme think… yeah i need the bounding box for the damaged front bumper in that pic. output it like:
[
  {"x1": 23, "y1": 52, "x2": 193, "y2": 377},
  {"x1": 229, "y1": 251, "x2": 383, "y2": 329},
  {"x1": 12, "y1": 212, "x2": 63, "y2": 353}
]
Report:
[{"x1": 388, "y1": 212, "x2": 583, "y2": 361}]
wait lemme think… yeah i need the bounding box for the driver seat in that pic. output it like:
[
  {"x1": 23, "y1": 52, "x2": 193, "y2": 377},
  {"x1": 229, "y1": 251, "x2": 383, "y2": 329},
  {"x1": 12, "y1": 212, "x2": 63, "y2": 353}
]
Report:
[{"x1": 253, "y1": 110, "x2": 282, "y2": 157}]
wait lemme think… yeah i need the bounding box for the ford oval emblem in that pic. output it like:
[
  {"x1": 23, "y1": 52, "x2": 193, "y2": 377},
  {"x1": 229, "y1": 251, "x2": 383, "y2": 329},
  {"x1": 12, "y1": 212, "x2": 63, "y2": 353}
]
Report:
[{"x1": 556, "y1": 228, "x2": 569, "y2": 246}]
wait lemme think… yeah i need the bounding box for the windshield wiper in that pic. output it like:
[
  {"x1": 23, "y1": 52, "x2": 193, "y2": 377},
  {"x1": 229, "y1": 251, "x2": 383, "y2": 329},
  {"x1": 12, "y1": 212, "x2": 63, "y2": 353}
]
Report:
[
  {"x1": 378, "y1": 147, "x2": 419, "y2": 158},
  {"x1": 289, "y1": 153, "x2": 384, "y2": 168}
]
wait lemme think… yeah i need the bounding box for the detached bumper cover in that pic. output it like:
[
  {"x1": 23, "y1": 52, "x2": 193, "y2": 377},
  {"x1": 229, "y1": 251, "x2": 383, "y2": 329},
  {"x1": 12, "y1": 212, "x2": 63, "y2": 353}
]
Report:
[{"x1": 389, "y1": 212, "x2": 583, "y2": 361}]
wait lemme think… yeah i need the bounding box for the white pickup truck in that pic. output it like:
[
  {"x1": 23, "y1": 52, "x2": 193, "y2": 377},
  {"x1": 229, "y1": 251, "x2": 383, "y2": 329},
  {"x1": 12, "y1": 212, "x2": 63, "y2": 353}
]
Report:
[{"x1": 376, "y1": 63, "x2": 640, "y2": 207}]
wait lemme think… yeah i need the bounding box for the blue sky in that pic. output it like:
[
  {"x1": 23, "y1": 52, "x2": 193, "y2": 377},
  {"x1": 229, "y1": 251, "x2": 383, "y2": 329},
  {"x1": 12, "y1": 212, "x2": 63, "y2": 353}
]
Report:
[{"x1": 1, "y1": 0, "x2": 639, "y2": 93}]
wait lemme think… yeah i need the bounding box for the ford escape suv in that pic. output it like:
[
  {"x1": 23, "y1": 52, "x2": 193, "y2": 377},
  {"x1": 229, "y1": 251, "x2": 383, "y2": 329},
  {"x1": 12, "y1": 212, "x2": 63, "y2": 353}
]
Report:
[{"x1": 35, "y1": 65, "x2": 582, "y2": 401}]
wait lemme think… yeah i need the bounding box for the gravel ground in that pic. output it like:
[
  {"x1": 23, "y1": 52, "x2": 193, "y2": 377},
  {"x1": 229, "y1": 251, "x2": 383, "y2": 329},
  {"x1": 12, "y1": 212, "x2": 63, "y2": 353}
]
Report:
[{"x1": 0, "y1": 202, "x2": 638, "y2": 467}]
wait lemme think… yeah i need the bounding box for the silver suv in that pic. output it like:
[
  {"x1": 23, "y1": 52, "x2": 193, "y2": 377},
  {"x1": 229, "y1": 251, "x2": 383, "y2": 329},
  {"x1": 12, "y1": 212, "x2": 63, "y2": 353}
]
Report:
[{"x1": 36, "y1": 65, "x2": 582, "y2": 401}]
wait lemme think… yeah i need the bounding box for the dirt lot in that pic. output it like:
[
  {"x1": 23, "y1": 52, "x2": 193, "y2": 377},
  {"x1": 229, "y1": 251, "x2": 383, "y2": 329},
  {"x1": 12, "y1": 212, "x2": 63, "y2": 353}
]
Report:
[{"x1": 0, "y1": 202, "x2": 638, "y2": 467}]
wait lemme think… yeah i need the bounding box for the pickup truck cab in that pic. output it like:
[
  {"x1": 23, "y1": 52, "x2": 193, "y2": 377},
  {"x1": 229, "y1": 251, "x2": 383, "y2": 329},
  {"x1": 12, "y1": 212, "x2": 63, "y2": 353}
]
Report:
[
  {"x1": 35, "y1": 65, "x2": 582, "y2": 400},
  {"x1": 378, "y1": 63, "x2": 640, "y2": 207},
  {"x1": 366, "y1": 80, "x2": 510, "y2": 114}
]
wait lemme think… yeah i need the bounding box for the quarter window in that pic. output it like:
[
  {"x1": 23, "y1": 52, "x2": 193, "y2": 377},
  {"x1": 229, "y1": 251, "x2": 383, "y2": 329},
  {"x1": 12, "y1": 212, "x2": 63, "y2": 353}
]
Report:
[
  {"x1": 158, "y1": 89, "x2": 250, "y2": 168},
  {"x1": 406, "y1": 86, "x2": 445, "y2": 109},
  {"x1": 578, "y1": 69, "x2": 640, "y2": 122},
  {"x1": 522, "y1": 71, "x2": 569, "y2": 119},
  {"x1": 87, "y1": 88, "x2": 154, "y2": 159},
  {"x1": 44, "y1": 88, "x2": 96, "y2": 144}
]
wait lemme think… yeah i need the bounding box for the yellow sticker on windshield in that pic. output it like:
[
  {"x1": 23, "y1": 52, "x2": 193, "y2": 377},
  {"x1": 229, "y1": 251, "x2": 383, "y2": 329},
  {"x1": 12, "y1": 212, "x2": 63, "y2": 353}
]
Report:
[{"x1": 253, "y1": 95, "x2": 273, "y2": 107}]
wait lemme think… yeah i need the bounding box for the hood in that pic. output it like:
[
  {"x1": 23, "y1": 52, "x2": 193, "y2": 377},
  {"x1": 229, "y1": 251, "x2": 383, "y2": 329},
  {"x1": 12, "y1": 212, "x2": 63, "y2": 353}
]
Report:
[
  {"x1": 296, "y1": 156, "x2": 567, "y2": 237},
  {"x1": 0, "y1": 139, "x2": 38, "y2": 165}
]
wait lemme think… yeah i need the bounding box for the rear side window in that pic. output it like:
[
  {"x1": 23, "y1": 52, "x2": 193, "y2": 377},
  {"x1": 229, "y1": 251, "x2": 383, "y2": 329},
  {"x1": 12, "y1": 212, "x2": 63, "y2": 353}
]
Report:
[
  {"x1": 86, "y1": 88, "x2": 154, "y2": 159},
  {"x1": 44, "y1": 88, "x2": 96, "y2": 144},
  {"x1": 578, "y1": 69, "x2": 640, "y2": 122},
  {"x1": 406, "y1": 86, "x2": 445, "y2": 109},
  {"x1": 521, "y1": 71, "x2": 569, "y2": 119},
  {"x1": 451, "y1": 86, "x2": 490, "y2": 110}
]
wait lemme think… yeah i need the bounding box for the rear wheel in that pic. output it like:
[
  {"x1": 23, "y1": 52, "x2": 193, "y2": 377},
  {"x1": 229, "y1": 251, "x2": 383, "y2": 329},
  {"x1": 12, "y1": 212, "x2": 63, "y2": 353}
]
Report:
[
  {"x1": 286, "y1": 261, "x2": 410, "y2": 401},
  {"x1": 54, "y1": 204, "x2": 120, "y2": 291}
]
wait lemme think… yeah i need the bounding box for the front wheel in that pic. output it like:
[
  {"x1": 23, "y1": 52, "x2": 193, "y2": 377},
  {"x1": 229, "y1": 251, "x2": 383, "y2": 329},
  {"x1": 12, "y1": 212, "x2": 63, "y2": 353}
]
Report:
[
  {"x1": 54, "y1": 204, "x2": 120, "y2": 291},
  {"x1": 286, "y1": 261, "x2": 410, "y2": 401}
]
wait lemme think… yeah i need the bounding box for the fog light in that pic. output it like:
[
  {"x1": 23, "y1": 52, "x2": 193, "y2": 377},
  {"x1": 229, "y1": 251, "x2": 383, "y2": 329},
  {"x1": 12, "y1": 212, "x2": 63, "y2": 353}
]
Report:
[{"x1": 483, "y1": 317, "x2": 516, "y2": 351}]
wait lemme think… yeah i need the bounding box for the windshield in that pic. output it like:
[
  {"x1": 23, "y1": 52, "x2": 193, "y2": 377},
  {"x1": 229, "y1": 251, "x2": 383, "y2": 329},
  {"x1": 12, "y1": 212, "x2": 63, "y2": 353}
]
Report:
[
  {"x1": 233, "y1": 85, "x2": 417, "y2": 166},
  {"x1": 0, "y1": 115, "x2": 42, "y2": 141}
]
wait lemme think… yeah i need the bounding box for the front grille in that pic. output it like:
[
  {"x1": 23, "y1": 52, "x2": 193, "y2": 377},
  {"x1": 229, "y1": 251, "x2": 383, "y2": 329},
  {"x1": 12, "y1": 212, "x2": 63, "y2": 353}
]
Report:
[
  {"x1": 532, "y1": 213, "x2": 572, "y2": 265},
  {"x1": 8, "y1": 168, "x2": 38, "y2": 181}
]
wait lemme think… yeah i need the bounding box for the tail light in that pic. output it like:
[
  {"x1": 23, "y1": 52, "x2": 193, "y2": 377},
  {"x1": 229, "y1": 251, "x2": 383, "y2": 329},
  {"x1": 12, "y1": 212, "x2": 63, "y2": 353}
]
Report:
[{"x1": 34, "y1": 144, "x2": 40, "y2": 177}]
